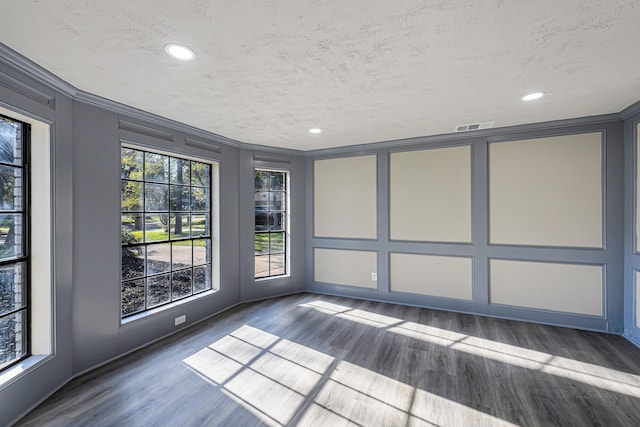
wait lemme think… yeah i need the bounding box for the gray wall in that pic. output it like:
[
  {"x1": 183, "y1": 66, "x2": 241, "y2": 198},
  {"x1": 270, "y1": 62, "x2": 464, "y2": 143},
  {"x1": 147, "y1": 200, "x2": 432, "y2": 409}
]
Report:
[
  {"x1": 306, "y1": 121, "x2": 625, "y2": 333},
  {"x1": 0, "y1": 54, "x2": 306, "y2": 425},
  {"x1": 70, "y1": 103, "x2": 307, "y2": 374},
  {"x1": 0, "y1": 62, "x2": 74, "y2": 426},
  {"x1": 71, "y1": 102, "x2": 243, "y2": 373},
  {"x1": 239, "y1": 151, "x2": 307, "y2": 302},
  {"x1": 624, "y1": 110, "x2": 640, "y2": 347}
]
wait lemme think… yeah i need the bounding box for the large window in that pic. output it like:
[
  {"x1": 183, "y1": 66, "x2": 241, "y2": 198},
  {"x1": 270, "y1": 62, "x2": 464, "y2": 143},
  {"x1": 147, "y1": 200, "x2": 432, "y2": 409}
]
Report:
[
  {"x1": 121, "y1": 147, "x2": 214, "y2": 318},
  {"x1": 255, "y1": 169, "x2": 288, "y2": 279},
  {"x1": 0, "y1": 114, "x2": 29, "y2": 371}
]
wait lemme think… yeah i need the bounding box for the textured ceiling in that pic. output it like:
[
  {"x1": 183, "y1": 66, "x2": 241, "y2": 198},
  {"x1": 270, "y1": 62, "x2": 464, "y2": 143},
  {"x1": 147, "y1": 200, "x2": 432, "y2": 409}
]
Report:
[{"x1": 1, "y1": 0, "x2": 639, "y2": 151}]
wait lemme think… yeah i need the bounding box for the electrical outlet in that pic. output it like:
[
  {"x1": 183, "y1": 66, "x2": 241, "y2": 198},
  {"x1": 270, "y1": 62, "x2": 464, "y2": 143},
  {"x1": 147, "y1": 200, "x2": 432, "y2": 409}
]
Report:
[
  {"x1": 175, "y1": 315, "x2": 186, "y2": 326},
  {"x1": 371, "y1": 272, "x2": 377, "y2": 281}
]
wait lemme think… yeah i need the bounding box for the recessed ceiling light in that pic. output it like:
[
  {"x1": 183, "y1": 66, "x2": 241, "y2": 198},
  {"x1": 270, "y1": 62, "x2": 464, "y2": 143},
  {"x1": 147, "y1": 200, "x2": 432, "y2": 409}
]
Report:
[
  {"x1": 164, "y1": 43, "x2": 196, "y2": 61},
  {"x1": 522, "y1": 92, "x2": 546, "y2": 101},
  {"x1": 309, "y1": 128, "x2": 322, "y2": 134}
]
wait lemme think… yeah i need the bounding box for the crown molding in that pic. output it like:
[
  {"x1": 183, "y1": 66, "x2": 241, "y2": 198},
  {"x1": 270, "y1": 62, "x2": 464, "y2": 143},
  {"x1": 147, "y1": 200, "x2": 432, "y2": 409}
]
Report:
[
  {"x1": 621, "y1": 99, "x2": 640, "y2": 120},
  {"x1": 74, "y1": 90, "x2": 244, "y2": 147},
  {"x1": 0, "y1": 43, "x2": 77, "y2": 98},
  {"x1": 0, "y1": 42, "x2": 307, "y2": 156},
  {"x1": 304, "y1": 112, "x2": 622, "y2": 157},
  {"x1": 0, "y1": 42, "x2": 637, "y2": 158},
  {"x1": 76, "y1": 90, "x2": 309, "y2": 156},
  {"x1": 75, "y1": 89, "x2": 306, "y2": 156}
]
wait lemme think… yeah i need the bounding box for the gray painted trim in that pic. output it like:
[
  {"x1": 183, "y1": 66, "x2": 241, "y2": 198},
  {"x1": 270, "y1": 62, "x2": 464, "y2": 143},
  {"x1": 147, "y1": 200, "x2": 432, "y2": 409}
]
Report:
[
  {"x1": 307, "y1": 284, "x2": 477, "y2": 313},
  {"x1": 118, "y1": 119, "x2": 174, "y2": 141},
  {"x1": 253, "y1": 153, "x2": 292, "y2": 164},
  {"x1": 0, "y1": 68, "x2": 55, "y2": 108},
  {"x1": 0, "y1": 98, "x2": 55, "y2": 126},
  {"x1": 305, "y1": 288, "x2": 613, "y2": 335},
  {"x1": 81, "y1": 91, "x2": 301, "y2": 158},
  {"x1": 306, "y1": 114, "x2": 622, "y2": 157},
  {"x1": 77, "y1": 91, "x2": 242, "y2": 146},
  {"x1": 633, "y1": 269, "x2": 639, "y2": 329},
  {"x1": 486, "y1": 305, "x2": 609, "y2": 333},
  {"x1": 305, "y1": 157, "x2": 315, "y2": 292},
  {"x1": 0, "y1": 43, "x2": 77, "y2": 97},
  {"x1": 472, "y1": 137, "x2": 489, "y2": 312},
  {"x1": 76, "y1": 88, "x2": 305, "y2": 157},
  {"x1": 75, "y1": 90, "x2": 306, "y2": 157},
  {"x1": 621, "y1": 99, "x2": 640, "y2": 120},
  {"x1": 185, "y1": 137, "x2": 222, "y2": 154},
  {"x1": 7, "y1": 370, "x2": 72, "y2": 427},
  {"x1": 604, "y1": 122, "x2": 625, "y2": 333},
  {"x1": 633, "y1": 120, "x2": 640, "y2": 257},
  {"x1": 0, "y1": 44, "x2": 305, "y2": 156},
  {"x1": 92, "y1": 299, "x2": 247, "y2": 377},
  {"x1": 627, "y1": 326, "x2": 640, "y2": 348},
  {"x1": 0, "y1": 354, "x2": 53, "y2": 392},
  {"x1": 254, "y1": 160, "x2": 291, "y2": 171},
  {"x1": 488, "y1": 301, "x2": 606, "y2": 321},
  {"x1": 624, "y1": 112, "x2": 640, "y2": 348},
  {"x1": 306, "y1": 283, "x2": 610, "y2": 333},
  {"x1": 377, "y1": 151, "x2": 389, "y2": 294},
  {"x1": 387, "y1": 138, "x2": 475, "y2": 154},
  {"x1": 627, "y1": 268, "x2": 640, "y2": 346},
  {"x1": 622, "y1": 116, "x2": 634, "y2": 342},
  {"x1": 120, "y1": 138, "x2": 223, "y2": 163}
]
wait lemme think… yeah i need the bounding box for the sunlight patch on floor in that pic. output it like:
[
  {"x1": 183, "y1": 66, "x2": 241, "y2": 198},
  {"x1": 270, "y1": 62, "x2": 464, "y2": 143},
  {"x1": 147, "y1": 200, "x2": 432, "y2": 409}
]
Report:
[
  {"x1": 183, "y1": 318, "x2": 518, "y2": 426},
  {"x1": 301, "y1": 300, "x2": 640, "y2": 399}
]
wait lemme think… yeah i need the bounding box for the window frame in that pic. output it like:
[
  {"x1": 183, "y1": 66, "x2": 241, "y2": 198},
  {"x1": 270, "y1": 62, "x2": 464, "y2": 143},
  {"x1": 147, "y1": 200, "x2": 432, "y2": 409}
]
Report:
[
  {"x1": 0, "y1": 113, "x2": 31, "y2": 373},
  {"x1": 254, "y1": 168, "x2": 289, "y2": 280},
  {"x1": 120, "y1": 144, "x2": 216, "y2": 319}
]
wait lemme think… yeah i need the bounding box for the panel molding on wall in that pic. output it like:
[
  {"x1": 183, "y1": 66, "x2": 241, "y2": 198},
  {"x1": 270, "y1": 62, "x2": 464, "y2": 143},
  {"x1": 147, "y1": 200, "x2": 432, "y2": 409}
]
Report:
[
  {"x1": 390, "y1": 145, "x2": 472, "y2": 243},
  {"x1": 490, "y1": 132, "x2": 603, "y2": 248},
  {"x1": 490, "y1": 259, "x2": 604, "y2": 316},
  {"x1": 314, "y1": 155, "x2": 377, "y2": 239},
  {"x1": 390, "y1": 253, "x2": 472, "y2": 300},
  {"x1": 636, "y1": 123, "x2": 640, "y2": 252},
  {"x1": 314, "y1": 248, "x2": 377, "y2": 289},
  {"x1": 636, "y1": 271, "x2": 640, "y2": 328}
]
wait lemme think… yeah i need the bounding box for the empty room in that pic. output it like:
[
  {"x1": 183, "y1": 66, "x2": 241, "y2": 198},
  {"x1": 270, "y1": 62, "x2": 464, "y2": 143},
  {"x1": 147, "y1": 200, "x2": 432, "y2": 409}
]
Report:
[{"x1": 2, "y1": 1, "x2": 640, "y2": 426}]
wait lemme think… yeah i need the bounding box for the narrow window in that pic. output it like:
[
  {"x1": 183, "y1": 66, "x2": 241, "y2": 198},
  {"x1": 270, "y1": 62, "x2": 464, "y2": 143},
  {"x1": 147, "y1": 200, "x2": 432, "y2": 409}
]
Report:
[
  {"x1": 255, "y1": 169, "x2": 288, "y2": 279},
  {"x1": 0, "y1": 114, "x2": 29, "y2": 371},
  {"x1": 121, "y1": 147, "x2": 215, "y2": 318}
]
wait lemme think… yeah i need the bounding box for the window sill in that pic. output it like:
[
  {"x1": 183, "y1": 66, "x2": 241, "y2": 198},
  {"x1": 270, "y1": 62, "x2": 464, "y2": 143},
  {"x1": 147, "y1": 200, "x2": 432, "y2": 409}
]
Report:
[
  {"x1": 255, "y1": 274, "x2": 291, "y2": 283},
  {"x1": 0, "y1": 354, "x2": 52, "y2": 391}
]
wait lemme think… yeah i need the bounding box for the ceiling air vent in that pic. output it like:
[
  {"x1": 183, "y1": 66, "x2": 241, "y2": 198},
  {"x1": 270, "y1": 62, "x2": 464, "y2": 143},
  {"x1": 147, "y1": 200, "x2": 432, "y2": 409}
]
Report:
[{"x1": 455, "y1": 121, "x2": 494, "y2": 132}]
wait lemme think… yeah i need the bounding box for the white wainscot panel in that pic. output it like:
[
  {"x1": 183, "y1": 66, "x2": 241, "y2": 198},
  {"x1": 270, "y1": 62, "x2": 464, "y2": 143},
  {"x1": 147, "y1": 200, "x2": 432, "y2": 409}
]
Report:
[
  {"x1": 390, "y1": 145, "x2": 471, "y2": 243},
  {"x1": 314, "y1": 248, "x2": 377, "y2": 289},
  {"x1": 390, "y1": 253, "x2": 472, "y2": 300},
  {"x1": 490, "y1": 259, "x2": 603, "y2": 316},
  {"x1": 314, "y1": 155, "x2": 377, "y2": 239},
  {"x1": 490, "y1": 132, "x2": 602, "y2": 248}
]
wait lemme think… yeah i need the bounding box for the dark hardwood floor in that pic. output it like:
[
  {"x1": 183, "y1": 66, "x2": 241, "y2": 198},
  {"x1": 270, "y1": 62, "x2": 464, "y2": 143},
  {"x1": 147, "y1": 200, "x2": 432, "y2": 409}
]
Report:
[{"x1": 16, "y1": 293, "x2": 640, "y2": 426}]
